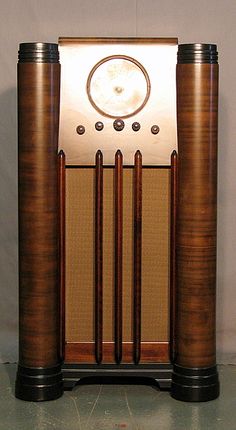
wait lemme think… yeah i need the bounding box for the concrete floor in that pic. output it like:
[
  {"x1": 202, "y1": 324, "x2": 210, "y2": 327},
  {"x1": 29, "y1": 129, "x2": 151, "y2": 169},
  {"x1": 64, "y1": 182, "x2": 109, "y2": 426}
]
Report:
[{"x1": 0, "y1": 364, "x2": 235, "y2": 429}]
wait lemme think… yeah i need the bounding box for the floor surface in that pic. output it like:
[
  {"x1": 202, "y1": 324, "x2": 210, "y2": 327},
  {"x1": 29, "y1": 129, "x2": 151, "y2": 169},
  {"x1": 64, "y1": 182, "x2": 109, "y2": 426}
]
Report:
[{"x1": 0, "y1": 364, "x2": 235, "y2": 429}]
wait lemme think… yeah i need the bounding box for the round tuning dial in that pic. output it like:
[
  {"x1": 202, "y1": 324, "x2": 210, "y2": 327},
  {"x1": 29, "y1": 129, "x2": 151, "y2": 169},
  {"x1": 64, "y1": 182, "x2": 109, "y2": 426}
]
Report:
[{"x1": 87, "y1": 55, "x2": 151, "y2": 119}]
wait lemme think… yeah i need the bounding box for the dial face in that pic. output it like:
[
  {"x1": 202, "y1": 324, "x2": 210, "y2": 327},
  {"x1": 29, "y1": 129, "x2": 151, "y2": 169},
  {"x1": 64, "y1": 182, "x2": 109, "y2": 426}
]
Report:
[{"x1": 86, "y1": 55, "x2": 151, "y2": 118}]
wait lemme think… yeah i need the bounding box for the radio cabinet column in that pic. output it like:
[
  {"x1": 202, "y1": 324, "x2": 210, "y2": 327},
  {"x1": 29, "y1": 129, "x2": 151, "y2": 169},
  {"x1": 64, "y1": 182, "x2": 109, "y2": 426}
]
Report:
[
  {"x1": 171, "y1": 44, "x2": 219, "y2": 402},
  {"x1": 15, "y1": 43, "x2": 63, "y2": 401}
]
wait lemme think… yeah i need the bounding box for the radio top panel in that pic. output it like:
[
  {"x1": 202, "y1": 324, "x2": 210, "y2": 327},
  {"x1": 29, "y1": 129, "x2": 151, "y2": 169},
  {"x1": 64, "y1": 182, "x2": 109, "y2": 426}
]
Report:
[{"x1": 58, "y1": 38, "x2": 178, "y2": 166}]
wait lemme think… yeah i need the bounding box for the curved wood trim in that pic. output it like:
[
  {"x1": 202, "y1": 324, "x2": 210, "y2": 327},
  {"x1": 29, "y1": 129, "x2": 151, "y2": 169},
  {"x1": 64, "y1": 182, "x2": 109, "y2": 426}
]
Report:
[{"x1": 59, "y1": 37, "x2": 178, "y2": 45}]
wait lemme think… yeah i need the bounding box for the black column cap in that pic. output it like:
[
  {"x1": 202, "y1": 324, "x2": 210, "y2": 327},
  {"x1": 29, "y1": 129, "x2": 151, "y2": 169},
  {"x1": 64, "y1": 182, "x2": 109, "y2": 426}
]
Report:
[
  {"x1": 178, "y1": 43, "x2": 218, "y2": 64},
  {"x1": 18, "y1": 42, "x2": 59, "y2": 63}
]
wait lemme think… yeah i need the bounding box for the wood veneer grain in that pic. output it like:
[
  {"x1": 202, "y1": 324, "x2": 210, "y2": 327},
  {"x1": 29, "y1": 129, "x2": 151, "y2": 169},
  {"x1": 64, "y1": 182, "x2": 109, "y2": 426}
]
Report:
[
  {"x1": 58, "y1": 150, "x2": 66, "y2": 361},
  {"x1": 95, "y1": 150, "x2": 103, "y2": 364},
  {"x1": 18, "y1": 62, "x2": 61, "y2": 367},
  {"x1": 170, "y1": 151, "x2": 178, "y2": 363},
  {"x1": 176, "y1": 63, "x2": 218, "y2": 368},
  {"x1": 115, "y1": 150, "x2": 123, "y2": 364},
  {"x1": 133, "y1": 151, "x2": 142, "y2": 364},
  {"x1": 65, "y1": 341, "x2": 169, "y2": 364}
]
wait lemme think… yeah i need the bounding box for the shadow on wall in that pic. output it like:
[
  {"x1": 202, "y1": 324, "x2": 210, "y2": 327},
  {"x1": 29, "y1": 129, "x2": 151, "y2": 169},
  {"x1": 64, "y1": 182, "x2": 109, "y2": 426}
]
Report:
[
  {"x1": 0, "y1": 87, "x2": 18, "y2": 363},
  {"x1": 216, "y1": 90, "x2": 235, "y2": 364}
]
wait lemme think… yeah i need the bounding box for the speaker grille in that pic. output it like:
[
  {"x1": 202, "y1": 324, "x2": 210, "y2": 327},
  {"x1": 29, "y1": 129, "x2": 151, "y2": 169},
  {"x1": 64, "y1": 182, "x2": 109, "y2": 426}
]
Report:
[{"x1": 65, "y1": 168, "x2": 170, "y2": 350}]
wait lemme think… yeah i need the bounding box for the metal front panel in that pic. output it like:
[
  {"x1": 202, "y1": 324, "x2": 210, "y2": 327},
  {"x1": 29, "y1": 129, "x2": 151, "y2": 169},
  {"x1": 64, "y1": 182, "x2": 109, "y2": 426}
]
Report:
[{"x1": 58, "y1": 38, "x2": 177, "y2": 166}]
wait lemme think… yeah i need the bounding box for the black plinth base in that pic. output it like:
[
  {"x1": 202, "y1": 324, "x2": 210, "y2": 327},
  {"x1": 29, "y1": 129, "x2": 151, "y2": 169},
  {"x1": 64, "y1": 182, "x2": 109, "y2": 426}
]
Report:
[
  {"x1": 15, "y1": 363, "x2": 63, "y2": 402},
  {"x1": 171, "y1": 364, "x2": 220, "y2": 402},
  {"x1": 62, "y1": 363, "x2": 172, "y2": 391}
]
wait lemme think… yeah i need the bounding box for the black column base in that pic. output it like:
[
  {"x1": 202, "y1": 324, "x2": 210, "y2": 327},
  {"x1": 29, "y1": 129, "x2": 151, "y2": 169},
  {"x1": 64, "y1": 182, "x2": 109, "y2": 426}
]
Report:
[
  {"x1": 171, "y1": 364, "x2": 219, "y2": 402},
  {"x1": 15, "y1": 363, "x2": 64, "y2": 402}
]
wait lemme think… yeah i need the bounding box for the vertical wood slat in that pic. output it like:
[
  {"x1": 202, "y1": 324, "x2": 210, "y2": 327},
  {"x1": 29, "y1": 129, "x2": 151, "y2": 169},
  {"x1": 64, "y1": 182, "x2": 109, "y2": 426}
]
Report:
[
  {"x1": 133, "y1": 150, "x2": 142, "y2": 364},
  {"x1": 58, "y1": 150, "x2": 66, "y2": 361},
  {"x1": 115, "y1": 150, "x2": 123, "y2": 364},
  {"x1": 170, "y1": 150, "x2": 178, "y2": 363},
  {"x1": 95, "y1": 150, "x2": 103, "y2": 364}
]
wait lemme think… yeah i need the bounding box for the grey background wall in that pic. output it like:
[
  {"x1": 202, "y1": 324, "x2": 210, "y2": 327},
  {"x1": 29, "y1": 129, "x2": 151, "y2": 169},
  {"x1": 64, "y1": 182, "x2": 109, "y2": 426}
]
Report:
[{"x1": 0, "y1": 0, "x2": 235, "y2": 363}]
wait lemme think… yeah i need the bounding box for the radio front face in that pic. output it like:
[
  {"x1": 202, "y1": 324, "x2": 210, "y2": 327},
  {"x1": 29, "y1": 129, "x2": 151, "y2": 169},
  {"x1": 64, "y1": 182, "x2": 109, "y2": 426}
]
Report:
[
  {"x1": 58, "y1": 38, "x2": 178, "y2": 365},
  {"x1": 58, "y1": 38, "x2": 178, "y2": 166}
]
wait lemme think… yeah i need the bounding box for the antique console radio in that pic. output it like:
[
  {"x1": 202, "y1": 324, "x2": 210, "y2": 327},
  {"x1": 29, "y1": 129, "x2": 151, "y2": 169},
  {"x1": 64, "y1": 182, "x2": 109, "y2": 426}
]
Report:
[{"x1": 15, "y1": 38, "x2": 219, "y2": 402}]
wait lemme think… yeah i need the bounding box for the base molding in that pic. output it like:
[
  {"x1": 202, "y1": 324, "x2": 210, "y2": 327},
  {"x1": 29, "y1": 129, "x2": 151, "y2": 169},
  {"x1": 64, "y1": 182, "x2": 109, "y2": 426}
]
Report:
[
  {"x1": 62, "y1": 363, "x2": 172, "y2": 390},
  {"x1": 15, "y1": 362, "x2": 220, "y2": 402},
  {"x1": 171, "y1": 364, "x2": 220, "y2": 402},
  {"x1": 15, "y1": 363, "x2": 63, "y2": 402}
]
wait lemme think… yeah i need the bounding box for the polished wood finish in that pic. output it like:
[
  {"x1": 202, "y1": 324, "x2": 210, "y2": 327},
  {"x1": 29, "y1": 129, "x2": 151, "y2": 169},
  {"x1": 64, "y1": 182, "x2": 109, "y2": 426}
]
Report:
[
  {"x1": 65, "y1": 341, "x2": 169, "y2": 364},
  {"x1": 17, "y1": 39, "x2": 219, "y2": 404},
  {"x1": 133, "y1": 151, "x2": 142, "y2": 364},
  {"x1": 59, "y1": 37, "x2": 178, "y2": 45},
  {"x1": 176, "y1": 64, "x2": 218, "y2": 368},
  {"x1": 115, "y1": 150, "x2": 123, "y2": 364},
  {"x1": 170, "y1": 150, "x2": 178, "y2": 362},
  {"x1": 58, "y1": 150, "x2": 66, "y2": 360},
  {"x1": 95, "y1": 150, "x2": 103, "y2": 364},
  {"x1": 18, "y1": 62, "x2": 61, "y2": 367}
]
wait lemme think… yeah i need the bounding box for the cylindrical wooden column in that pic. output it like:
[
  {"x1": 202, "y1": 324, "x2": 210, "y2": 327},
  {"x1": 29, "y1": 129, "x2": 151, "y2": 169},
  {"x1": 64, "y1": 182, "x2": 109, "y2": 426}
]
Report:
[
  {"x1": 15, "y1": 43, "x2": 63, "y2": 401},
  {"x1": 171, "y1": 44, "x2": 219, "y2": 401}
]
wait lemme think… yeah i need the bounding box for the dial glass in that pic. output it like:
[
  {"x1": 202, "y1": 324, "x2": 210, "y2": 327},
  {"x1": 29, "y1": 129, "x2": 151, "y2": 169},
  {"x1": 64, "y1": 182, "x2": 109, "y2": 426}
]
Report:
[{"x1": 87, "y1": 55, "x2": 151, "y2": 118}]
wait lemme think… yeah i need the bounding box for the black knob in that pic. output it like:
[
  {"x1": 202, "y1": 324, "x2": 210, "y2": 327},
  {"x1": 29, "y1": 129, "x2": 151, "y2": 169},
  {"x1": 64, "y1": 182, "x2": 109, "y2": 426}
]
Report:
[
  {"x1": 132, "y1": 122, "x2": 141, "y2": 132},
  {"x1": 76, "y1": 125, "x2": 85, "y2": 135},
  {"x1": 95, "y1": 121, "x2": 104, "y2": 131},
  {"x1": 151, "y1": 125, "x2": 160, "y2": 135},
  {"x1": 113, "y1": 119, "x2": 125, "y2": 131}
]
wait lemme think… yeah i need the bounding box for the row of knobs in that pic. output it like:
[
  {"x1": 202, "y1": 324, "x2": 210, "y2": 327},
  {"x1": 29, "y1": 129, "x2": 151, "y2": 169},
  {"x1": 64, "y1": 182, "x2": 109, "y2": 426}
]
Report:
[{"x1": 76, "y1": 120, "x2": 160, "y2": 135}]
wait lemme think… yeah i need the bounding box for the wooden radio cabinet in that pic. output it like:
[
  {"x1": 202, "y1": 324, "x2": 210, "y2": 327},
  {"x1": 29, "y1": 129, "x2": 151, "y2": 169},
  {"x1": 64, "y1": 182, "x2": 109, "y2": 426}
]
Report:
[{"x1": 15, "y1": 38, "x2": 219, "y2": 402}]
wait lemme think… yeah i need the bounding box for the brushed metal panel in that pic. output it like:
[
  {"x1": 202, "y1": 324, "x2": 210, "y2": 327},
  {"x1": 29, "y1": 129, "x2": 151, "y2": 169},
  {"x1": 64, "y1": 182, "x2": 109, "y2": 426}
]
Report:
[{"x1": 58, "y1": 38, "x2": 177, "y2": 166}]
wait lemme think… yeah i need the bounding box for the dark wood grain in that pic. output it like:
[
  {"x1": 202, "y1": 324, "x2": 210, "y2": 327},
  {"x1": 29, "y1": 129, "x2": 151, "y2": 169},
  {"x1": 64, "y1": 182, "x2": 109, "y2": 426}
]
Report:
[
  {"x1": 115, "y1": 150, "x2": 123, "y2": 364},
  {"x1": 133, "y1": 150, "x2": 142, "y2": 365},
  {"x1": 176, "y1": 63, "x2": 218, "y2": 368},
  {"x1": 95, "y1": 150, "x2": 103, "y2": 364},
  {"x1": 65, "y1": 341, "x2": 169, "y2": 364},
  {"x1": 58, "y1": 150, "x2": 66, "y2": 361},
  {"x1": 170, "y1": 150, "x2": 178, "y2": 363},
  {"x1": 18, "y1": 62, "x2": 61, "y2": 367}
]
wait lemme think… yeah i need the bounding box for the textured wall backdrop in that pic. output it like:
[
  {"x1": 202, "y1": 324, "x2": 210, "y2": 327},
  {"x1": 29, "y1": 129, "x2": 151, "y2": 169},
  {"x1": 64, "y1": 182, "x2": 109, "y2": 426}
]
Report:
[{"x1": 0, "y1": 0, "x2": 235, "y2": 363}]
